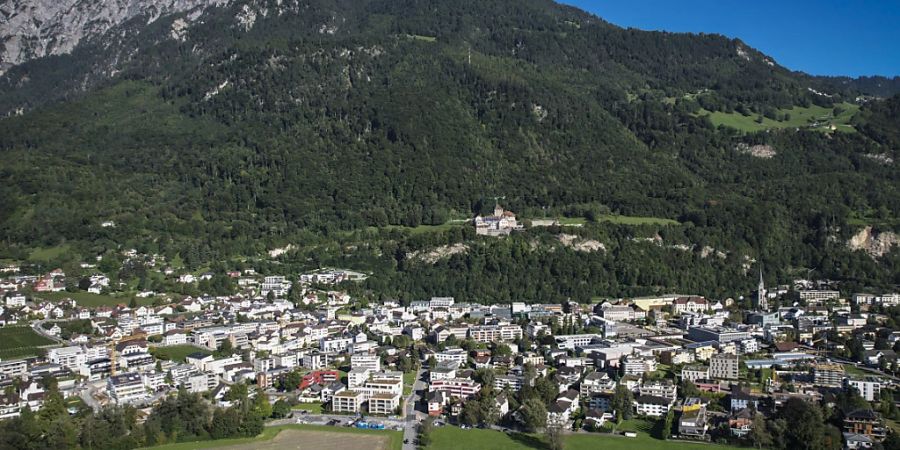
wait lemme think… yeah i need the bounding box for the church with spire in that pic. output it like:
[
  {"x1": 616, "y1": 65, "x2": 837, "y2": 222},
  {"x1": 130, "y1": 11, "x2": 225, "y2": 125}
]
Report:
[{"x1": 755, "y1": 267, "x2": 768, "y2": 311}]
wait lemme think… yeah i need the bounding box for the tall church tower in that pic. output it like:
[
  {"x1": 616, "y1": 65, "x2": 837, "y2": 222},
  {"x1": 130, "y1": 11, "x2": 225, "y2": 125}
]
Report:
[{"x1": 756, "y1": 267, "x2": 768, "y2": 310}]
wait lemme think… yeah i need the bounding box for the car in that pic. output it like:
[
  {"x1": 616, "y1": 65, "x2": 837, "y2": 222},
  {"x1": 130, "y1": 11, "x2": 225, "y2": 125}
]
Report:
[{"x1": 403, "y1": 439, "x2": 409, "y2": 444}]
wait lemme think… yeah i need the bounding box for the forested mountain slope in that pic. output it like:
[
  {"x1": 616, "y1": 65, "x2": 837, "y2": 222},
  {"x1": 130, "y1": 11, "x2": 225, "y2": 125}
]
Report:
[{"x1": 0, "y1": 0, "x2": 898, "y2": 300}]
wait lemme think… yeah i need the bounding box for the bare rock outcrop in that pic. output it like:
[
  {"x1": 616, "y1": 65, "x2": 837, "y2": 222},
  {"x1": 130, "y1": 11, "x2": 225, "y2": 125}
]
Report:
[
  {"x1": 0, "y1": 0, "x2": 230, "y2": 74},
  {"x1": 848, "y1": 226, "x2": 900, "y2": 258}
]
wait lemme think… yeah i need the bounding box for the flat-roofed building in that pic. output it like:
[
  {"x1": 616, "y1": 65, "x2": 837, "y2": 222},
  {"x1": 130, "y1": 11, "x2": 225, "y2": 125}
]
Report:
[
  {"x1": 469, "y1": 324, "x2": 523, "y2": 342},
  {"x1": 351, "y1": 353, "x2": 381, "y2": 372},
  {"x1": 108, "y1": 372, "x2": 148, "y2": 405},
  {"x1": 682, "y1": 365, "x2": 709, "y2": 383},
  {"x1": 845, "y1": 377, "x2": 882, "y2": 402},
  {"x1": 429, "y1": 378, "x2": 481, "y2": 399},
  {"x1": 368, "y1": 392, "x2": 401, "y2": 415},
  {"x1": 554, "y1": 334, "x2": 601, "y2": 350},
  {"x1": 332, "y1": 390, "x2": 366, "y2": 413},
  {"x1": 688, "y1": 326, "x2": 751, "y2": 344},
  {"x1": 813, "y1": 362, "x2": 845, "y2": 388},
  {"x1": 710, "y1": 354, "x2": 739, "y2": 380},
  {"x1": 0, "y1": 360, "x2": 27, "y2": 380}
]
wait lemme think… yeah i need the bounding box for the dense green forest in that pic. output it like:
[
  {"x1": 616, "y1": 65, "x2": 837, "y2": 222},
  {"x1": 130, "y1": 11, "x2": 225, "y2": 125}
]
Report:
[{"x1": 0, "y1": 0, "x2": 898, "y2": 300}]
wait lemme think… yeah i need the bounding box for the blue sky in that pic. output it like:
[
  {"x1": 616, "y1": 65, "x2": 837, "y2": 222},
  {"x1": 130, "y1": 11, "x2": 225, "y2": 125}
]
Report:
[{"x1": 561, "y1": 0, "x2": 900, "y2": 77}]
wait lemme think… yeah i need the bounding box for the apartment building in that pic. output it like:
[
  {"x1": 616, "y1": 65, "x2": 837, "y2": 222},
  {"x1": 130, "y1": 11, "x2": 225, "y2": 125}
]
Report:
[
  {"x1": 468, "y1": 324, "x2": 523, "y2": 343},
  {"x1": 710, "y1": 354, "x2": 739, "y2": 380},
  {"x1": 108, "y1": 372, "x2": 148, "y2": 405},
  {"x1": 332, "y1": 390, "x2": 366, "y2": 413},
  {"x1": 429, "y1": 378, "x2": 481, "y2": 399}
]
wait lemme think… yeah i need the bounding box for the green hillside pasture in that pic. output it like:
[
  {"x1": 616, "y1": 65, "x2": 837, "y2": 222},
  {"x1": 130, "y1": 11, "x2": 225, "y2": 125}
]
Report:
[
  {"x1": 38, "y1": 291, "x2": 154, "y2": 308},
  {"x1": 28, "y1": 245, "x2": 72, "y2": 262},
  {"x1": 700, "y1": 102, "x2": 859, "y2": 132}
]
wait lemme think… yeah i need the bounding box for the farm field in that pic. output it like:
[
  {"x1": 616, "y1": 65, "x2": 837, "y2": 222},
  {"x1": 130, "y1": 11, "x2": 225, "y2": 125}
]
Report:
[
  {"x1": 428, "y1": 425, "x2": 743, "y2": 450},
  {"x1": 142, "y1": 425, "x2": 401, "y2": 450},
  {"x1": 0, "y1": 326, "x2": 56, "y2": 359},
  {"x1": 150, "y1": 345, "x2": 211, "y2": 362}
]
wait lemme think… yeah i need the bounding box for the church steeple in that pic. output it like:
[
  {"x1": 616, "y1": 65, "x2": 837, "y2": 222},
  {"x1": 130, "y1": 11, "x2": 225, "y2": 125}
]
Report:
[{"x1": 756, "y1": 266, "x2": 768, "y2": 310}]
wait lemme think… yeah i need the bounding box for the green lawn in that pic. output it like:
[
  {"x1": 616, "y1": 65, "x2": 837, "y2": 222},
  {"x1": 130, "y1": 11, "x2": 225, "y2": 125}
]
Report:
[
  {"x1": 403, "y1": 371, "x2": 417, "y2": 396},
  {"x1": 150, "y1": 345, "x2": 211, "y2": 362},
  {"x1": 595, "y1": 215, "x2": 680, "y2": 226},
  {"x1": 0, "y1": 326, "x2": 56, "y2": 359},
  {"x1": 141, "y1": 424, "x2": 402, "y2": 450},
  {"x1": 613, "y1": 418, "x2": 655, "y2": 434},
  {"x1": 698, "y1": 102, "x2": 859, "y2": 133},
  {"x1": 37, "y1": 291, "x2": 155, "y2": 308},
  {"x1": 28, "y1": 245, "x2": 72, "y2": 262},
  {"x1": 534, "y1": 215, "x2": 679, "y2": 226},
  {"x1": 557, "y1": 217, "x2": 588, "y2": 226},
  {"x1": 843, "y1": 364, "x2": 871, "y2": 377},
  {"x1": 429, "y1": 426, "x2": 743, "y2": 450},
  {"x1": 292, "y1": 402, "x2": 324, "y2": 414},
  {"x1": 406, "y1": 34, "x2": 437, "y2": 42}
]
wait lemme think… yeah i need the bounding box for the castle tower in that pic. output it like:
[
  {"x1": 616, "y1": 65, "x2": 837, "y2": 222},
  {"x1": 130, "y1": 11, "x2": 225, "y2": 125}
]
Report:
[{"x1": 756, "y1": 267, "x2": 768, "y2": 310}]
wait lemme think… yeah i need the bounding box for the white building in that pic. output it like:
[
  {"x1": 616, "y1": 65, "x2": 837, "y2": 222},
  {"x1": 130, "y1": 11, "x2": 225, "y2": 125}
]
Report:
[
  {"x1": 332, "y1": 390, "x2": 366, "y2": 413},
  {"x1": 429, "y1": 378, "x2": 481, "y2": 399},
  {"x1": 434, "y1": 348, "x2": 468, "y2": 365},
  {"x1": 622, "y1": 355, "x2": 658, "y2": 376},
  {"x1": 48, "y1": 346, "x2": 86, "y2": 371},
  {"x1": 634, "y1": 395, "x2": 673, "y2": 417},
  {"x1": 108, "y1": 373, "x2": 148, "y2": 405},
  {"x1": 554, "y1": 334, "x2": 600, "y2": 350},
  {"x1": 320, "y1": 336, "x2": 353, "y2": 353},
  {"x1": 846, "y1": 378, "x2": 882, "y2": 402},
  {"x1": 351, "y1": 353, "x2": 381, "y2": 372}
]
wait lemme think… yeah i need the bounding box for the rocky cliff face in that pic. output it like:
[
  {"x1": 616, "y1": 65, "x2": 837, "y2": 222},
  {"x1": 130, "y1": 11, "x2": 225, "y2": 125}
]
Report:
[
  {"x1": 0, "y1": 0, "x2": 230, "y2": 74},
  {"x1": 848, "y1": 226, "x2": 900, "y2": 258}
]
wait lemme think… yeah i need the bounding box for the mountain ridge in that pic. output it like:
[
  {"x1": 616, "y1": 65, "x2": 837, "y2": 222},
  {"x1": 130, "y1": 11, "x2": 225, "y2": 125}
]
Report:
[
  {"x1": 2, "y1": 0, "x2": 899, "y2": 115},
  {"x1": 0, "y1": 0, "x2": 898, "y2": 297}
]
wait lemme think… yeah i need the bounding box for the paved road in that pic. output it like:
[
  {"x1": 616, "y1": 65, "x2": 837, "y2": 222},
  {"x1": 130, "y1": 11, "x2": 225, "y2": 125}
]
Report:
[
  {"x1": 268, "y1": 368, "x2": 426, "y2": 449},
  {"x1": 30, "y1": 320, "x2": 65, "y2": 344},
  {"x1": 402, "y1": 368, "x2": 426, "y2": 450}
]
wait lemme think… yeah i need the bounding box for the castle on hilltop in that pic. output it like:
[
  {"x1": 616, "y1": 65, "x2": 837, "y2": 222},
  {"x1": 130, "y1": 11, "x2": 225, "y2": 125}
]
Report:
[{"x1": 474, "y1": 204, "x2": 523, "y2": 236}]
